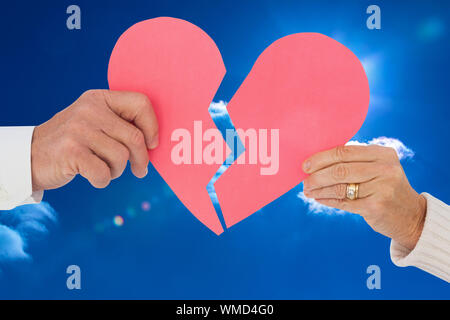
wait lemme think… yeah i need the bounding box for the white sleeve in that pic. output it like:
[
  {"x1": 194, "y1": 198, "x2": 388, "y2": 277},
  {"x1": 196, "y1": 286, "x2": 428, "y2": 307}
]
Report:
[
  {"x1": 390, "y1": 193, "x2": 450, "y2": 282},
  {"x1": 0, "y1": 126, "x2": 44, "y2": 210}
]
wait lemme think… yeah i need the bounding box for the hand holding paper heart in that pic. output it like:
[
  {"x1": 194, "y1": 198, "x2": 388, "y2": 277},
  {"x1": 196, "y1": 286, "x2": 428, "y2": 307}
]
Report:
[
  {"x1": 302, "y1": 145, "x2": 427, "y2": 251},
  {"x1": 31, "y1": 90, "x2": 159, "y2": 192},
  {"x1": 108, "y1": 17, "x2": 369, "y2": 234}
]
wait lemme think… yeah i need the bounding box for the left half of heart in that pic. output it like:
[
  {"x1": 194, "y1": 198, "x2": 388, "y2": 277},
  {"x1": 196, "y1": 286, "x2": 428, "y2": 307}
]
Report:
[{"x1": 108, "y1": 17, "x2": 228, "y2": 235}]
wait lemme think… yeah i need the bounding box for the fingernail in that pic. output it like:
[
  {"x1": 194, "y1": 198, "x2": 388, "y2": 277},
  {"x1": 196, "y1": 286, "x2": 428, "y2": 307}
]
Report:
[
  {"x1": 139, "y1": 167, "x2": 148, "y2": 179},
  {"x1": 303, "y1": 160, "x2": 311, "y2": 173},
  {"x1": 149, "y1": 134, "x2": 159, "y2": 150}
]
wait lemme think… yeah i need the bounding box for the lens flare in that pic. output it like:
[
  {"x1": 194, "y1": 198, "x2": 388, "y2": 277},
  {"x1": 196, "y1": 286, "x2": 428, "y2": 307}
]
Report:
[
  {"x1": 113, "y1": 215, "x2": 124, "y2": 227},
  {"x1": 418, "y1": 17, "x2": 445, "y2": 41},
  {"x1": 141, "y1": 201, "x2": 151, "y2": 212},
  {"x1": 125, "y1": 207, "x2": 136, "y2": 218}
]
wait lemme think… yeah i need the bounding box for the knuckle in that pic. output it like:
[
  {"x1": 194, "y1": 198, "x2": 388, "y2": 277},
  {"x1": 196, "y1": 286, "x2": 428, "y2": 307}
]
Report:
[
  {"x1": 82, "y1": 89, "x2": 104, "y2": 99},
  {"x1": 374, "y1": 145, "x2": 399, "y2": 161},
  {"x1": 112, "y1": 150, "x2": 129, "y2": 176},
  {"x1": 332, "y1": 163, "x2": 349, "y2": 180},
  {"x1": 81, "y1": 90, "x2": 107, "y2": 108},
  {"x1": 135, "y1": 93, "x2": 151, "y2": 109},
  {"x1": 384, "y1": 145, "x2": 397, "y2": 155},
  {"x1": 74, "y1": 100, "x2": 98, "y2": 118},
  {"x1": 368, "y1": 144, "x2": 383, "y2": 152},
  {"x1": 66, "y1": 117, "x2": 88, "y2": 133},
  {"x1": 82, "y1": 89, "x2": 100, "y2": 100},
  {"x1": 383, "y1": 163, "x2": 403, "y2": 179},
  {"x1": 117, "y1": 146, "x2": 130, "y2": 164},
  {"x1": 60, "y1": 135, "x2": 80, "y2": 154},
  {"x1": 384, "y1": 146, "x2": 399, "y2": 160},
  {"x1": 81, "y1": 90, "x2": 94, "y2": 98},
  {"x1": 334, "y1": 145, "x2": 350, "y2": 162},
  {"x1": 101, "y1": 90, "x2": 114, "y2": 107},
  {"x1": 109, "y1": 146, "x2": 129, "y2": 178},
  {"x1": 335, "y1": 184, "x2": 347, "y2": 198},
  {"x1": 129, "y1": 128, "x2": 145, "y2": 146}
]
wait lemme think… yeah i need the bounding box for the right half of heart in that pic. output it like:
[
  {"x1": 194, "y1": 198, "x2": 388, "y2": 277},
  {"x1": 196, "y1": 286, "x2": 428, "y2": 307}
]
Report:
[{"x1": 214, "y1": 32, "x2": 369, "y2": 229}]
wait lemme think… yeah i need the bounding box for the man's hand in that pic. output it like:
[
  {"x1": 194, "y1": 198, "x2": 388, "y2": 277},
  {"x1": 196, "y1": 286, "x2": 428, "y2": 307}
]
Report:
[
  {"x1": 302, "y1": 145, "x2": 427, "y2": 250},
  {"x1": 31, "y1": 90, "x2": 159, "y2": 191}
]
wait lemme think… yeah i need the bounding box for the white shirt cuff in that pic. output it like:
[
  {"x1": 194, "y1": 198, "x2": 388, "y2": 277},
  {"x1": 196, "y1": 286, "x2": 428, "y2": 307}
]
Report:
[
  {"x1": 390, "y1": 193, "x2": 450, "y2": 282},
  {"x1": 0, "y1": 126, "x2": 43, "y2": 210}
]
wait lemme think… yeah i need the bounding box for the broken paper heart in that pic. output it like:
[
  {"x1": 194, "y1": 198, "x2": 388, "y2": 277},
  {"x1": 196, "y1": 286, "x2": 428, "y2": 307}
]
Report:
[{"x1": 107, "y1": 17, "x2": 369, "y2": 235}]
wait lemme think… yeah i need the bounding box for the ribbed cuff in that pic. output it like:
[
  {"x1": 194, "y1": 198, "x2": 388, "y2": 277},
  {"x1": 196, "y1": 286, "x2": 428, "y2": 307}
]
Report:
[{"x1": 390, "y1": 193, "x2": 450, "y2": 282}]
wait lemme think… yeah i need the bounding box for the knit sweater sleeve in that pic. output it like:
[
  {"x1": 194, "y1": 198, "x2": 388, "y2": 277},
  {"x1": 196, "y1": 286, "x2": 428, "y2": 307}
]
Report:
[{"x1": 390, "y1": 193, "x2": 450, "y2": 282}]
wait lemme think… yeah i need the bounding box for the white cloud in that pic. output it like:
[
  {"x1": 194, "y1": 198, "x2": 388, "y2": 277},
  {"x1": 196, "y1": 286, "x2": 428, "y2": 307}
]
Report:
[
  {"x1": 298, "y1": 137, "x2": 414, "y2": 214},
  {"x1": 207, "y1": 164, "x2": 228, "y2": 204},
  {"x1": 0, "y1": 202, "x2": 57, "y2": 264},
  {"x1": 207, "y1": 100, "x2": 234, "y2": 204},
  {"x1": 0, "y1": 225, "x2": 28, "y2": 260},
  {"x1": 208, "y1": 100, "x2": 228, "y2": 119},
  {"x1": 345, "y1": 137, "x2": 414, "y2": 160},
  {"x1": 297, "y1": 192, "x2": 346, "y2": 215}
]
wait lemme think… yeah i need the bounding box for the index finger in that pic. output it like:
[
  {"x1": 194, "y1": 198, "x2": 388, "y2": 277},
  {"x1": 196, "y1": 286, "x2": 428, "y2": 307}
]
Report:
[
  {"x1": 303, "y1": 145, "x2": 383, "y2": 174},
  {"x1": 102, "y1": 90, "x2": 159, "y2": 149}
]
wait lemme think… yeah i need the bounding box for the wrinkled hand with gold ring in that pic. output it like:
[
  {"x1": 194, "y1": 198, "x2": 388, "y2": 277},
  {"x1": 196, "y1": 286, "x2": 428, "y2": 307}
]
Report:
[
  {"x1": 346, "y1": 183, "x2": 359, "y2": 200},
  {"x1": 302, "y1": 145, "x2": 427, "y2": 251}
]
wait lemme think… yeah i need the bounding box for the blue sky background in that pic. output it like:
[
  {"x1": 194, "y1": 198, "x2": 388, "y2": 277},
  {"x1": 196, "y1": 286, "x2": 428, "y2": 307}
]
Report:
[{"x1": 0, "y1": 0, "x2": 449, "y2": 299}]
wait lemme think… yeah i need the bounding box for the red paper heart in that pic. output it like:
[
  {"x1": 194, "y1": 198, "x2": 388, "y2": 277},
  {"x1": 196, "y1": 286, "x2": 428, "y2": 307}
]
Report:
[
  {"x1": 108, "y1": 17, "x2": 369, "y2": 234},
  {"x1": 215, "y1": 32, "x2": 370, "y2": 228}
]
